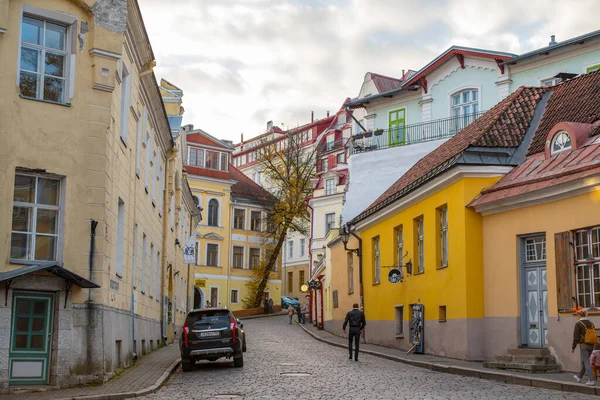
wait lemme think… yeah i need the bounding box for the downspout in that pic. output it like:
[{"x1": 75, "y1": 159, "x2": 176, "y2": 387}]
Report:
[
  {"x1": 86, "y1": 219, "x2": 98, "y2": 371},
  {"x1": 318, "y1": 275, "x2": 324, "y2": 330},
  {"x1": 88, "y1": 220, "x2": 98, "y2": 302},
  {"x1": 349, "y1": 228, "x2": 364, "y2": 341},
  {"x1": 282, "y1": 237, "x2": 287, "y2": 296},
  {"x1": 163, "y1": 149, "x2": 178, "y2": 343},
  {"x1": 306, "y1": 199, "x2": 314, "y2": 323},
  {"x1": 227, "y1": 201, "x2": 233, "y2": 309}
]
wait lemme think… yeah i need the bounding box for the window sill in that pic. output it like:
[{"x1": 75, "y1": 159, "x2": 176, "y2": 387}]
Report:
[
  {"x1": 413, "y1": 271, "x2": 425, "y2": 276},
  {"x1": 438, "y1": 319, "x2": 447, "y2": 323},
  {"x1": 120, "y1": 136, "x2": 128, "y2": 148},
  {"x1": 436, "y1": 265, "x2": 448, "y2": 270},
  {"x1": 116, "y1": 273, "x2": 123, "y2": 279},
  {"x1": 10, "y1": 259, "x2": 60, "y2": 266},
  {"x1": 145, "y1": 187, "x2": 148, "y2": 194},
  {"x1": 20, "y1": 94, "x2": 71, "y2": 107},
  {"x1": 395, "y1": 334, "x2": 404, "y2": 339},
  {"x1": 152, "y1": 201, "x2": 156, "y2": 208},
  {"x1": 372, "y1": 281, "x2": 380, "y2": 286}
]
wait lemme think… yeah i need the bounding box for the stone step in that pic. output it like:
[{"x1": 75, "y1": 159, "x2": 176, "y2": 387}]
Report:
[
  {"x1": 507, "y1": 348, "x2": 550, "y2": 357},
  {"x1": 494, "y1": 355, "x2": 556, "y2": 364},
  {"x1": 483, "y1": 361, "x2": 561, "y2": 373}
]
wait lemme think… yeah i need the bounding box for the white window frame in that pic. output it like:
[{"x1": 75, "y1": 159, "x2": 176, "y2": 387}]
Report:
[
  {"x1": 141, "y1": 234, "x2": 147, "y2": 293},
  {"x1": 156, "y1": 251, "x2": 161, "y2": 302},
  {"x1": 450, "y1": 87, "x2": 480, "y2": 118},
  {"x1": 116, "y1": 198, "x2": 125, "y2": 277},
  {"x1": 119, "y1": 62, "x2": 130, "y2": 143},
  {"x1": 249, "y1": 247, "x2": 261, "y2": 269},
  {"x1": 232, "y1": 246, "x2": 245, "y2": 269},
  {"x1": 550, "y1": 130, "x2": 572, "y2": 155},
  {"x1": 325, "y1": 213, "x2": 335, "y2": 235},
  {"x1": 326, "y1": 134, "x2": 335, "y2": 150},
  {"x1": 373, "y1": 236, "x2": 380, "y2": 284},
  {"x1": 440, "y1": 207, "x2": 448, "y2": 267},
  {"x1": 288, "y1": 240, "x2": 294, "y2": 259},
  {"x1": 321, "y1": 157, "x2": 329, "y2": 172},
  {"x1": 250, "y1": 210, "x2": 261, "y2": 232},
  {"x1": 525, "y1": 237, "x2": 546, "y2": 262},
  {"x1": 233, "y1": 208, "x2": 246, "y2": 230},
  {"x1": 17, "y1": 6, "x2": 77, "y2": 104},
  {"x1": 206, "y1": 242, "x2": 220, "y2": 267},
  {"x1": 325, "y1": 178, "x2": 335, "y2": 195},
  {"x1": 149, "y1": 243, "x2": 154, "y2": 298},
  {"x1": 11, "y1": 172, "x2": 65, "y2": 263},
  {"x1": 395, "y1": 305, "x2": 404, "y2": 338},
  {"x1": 540, "y1": 76, "x2": 562, "y2": 87},
  {"x1": 207, "y1": 197, "x2": 221, "y2": 227},
  {"x1": 145, "y1": 130, "x2": 152, "y2": 191},
  {"x1": 417, "y1": 217, "x2": 424, "y2": 273},
  {"x1": 136, "y1": 107, "x2": 147, "y2": 176},
  {"x1": 132, "y1": 223, "x2": 138, "y2": 288},
  {"x1": 299, "y1": 238, "x2": 305, "y2": 257},
  {"x1": 336, "y1": 152, "x2": 344, "y2": 164}
]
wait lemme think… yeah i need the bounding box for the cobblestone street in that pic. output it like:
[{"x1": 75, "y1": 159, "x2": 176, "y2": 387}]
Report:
[{"x1": 140, "y1": 316, "x2": 593, "y2": 400}]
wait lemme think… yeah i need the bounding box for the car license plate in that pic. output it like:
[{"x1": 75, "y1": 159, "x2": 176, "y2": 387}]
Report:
[{"x1": 199, "y1": 331, "x2": 220, "y2": 338}]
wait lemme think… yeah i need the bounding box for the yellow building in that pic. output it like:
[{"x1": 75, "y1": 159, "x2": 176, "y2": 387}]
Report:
[
  {"x1": 184, "y1": 127, "x2": 281, "y2": 311},
  {"x1": 344, "y1": 86, "x2": 546, "y2": 359},
  {"x1": 0, "y1": 0, "x2": 196, "y2": 391},
  {"x1": 470, "y1": 71, "x2": 600, "y2": 372}
]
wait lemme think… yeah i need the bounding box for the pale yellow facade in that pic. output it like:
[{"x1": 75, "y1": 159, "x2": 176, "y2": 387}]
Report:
[{"x1": 0, "y1": 0, "x2": 196, "y2": 390}]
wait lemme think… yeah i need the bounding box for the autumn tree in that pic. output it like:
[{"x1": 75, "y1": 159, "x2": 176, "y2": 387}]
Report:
[{"x1": 242, "y1": 129, "x2": 316, "y2": 308}]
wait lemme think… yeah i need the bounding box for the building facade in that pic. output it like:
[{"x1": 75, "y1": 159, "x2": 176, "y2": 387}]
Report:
[{"x1": 0, "y1": 0, "x2": 196, "y2": 391}]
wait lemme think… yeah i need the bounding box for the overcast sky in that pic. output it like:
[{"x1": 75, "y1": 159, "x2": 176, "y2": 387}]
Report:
[{"x1": 139, "y1": 0, "x2": 598, "y2": 142}]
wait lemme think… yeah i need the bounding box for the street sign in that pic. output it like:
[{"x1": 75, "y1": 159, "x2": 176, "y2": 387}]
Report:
[
  {"x1": 388, "y1": 268, "x2": 403, "y2": 284},
  {"x1": 308, "y1": 280, "x2": 321, "y2": 290},
  {"x1": 195, "y1": 279, "x2": 206, "y2": 288}
]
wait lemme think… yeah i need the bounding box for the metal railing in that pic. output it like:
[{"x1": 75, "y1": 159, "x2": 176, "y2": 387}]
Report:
[
  {"x1": 349, "y1": 111, "x2": 486, "y2": 155},
  {"x1": 316, "y1": 137, "x2": 345, "y2": 154}
]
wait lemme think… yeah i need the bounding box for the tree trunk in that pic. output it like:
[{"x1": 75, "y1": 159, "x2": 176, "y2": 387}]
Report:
[{"x1": 251, "y1": 231, "x2": 287, "y2": 308}]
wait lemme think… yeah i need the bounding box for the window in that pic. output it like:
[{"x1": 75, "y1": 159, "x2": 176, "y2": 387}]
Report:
[
  {"x1": 11, "y1": 173, "x2": 62, "y2": 262},
  {"x1": 325, "y1": 178, "x2": 335, "y2": 195},
  {"x1": 416, "y1": 216, "x2": 424, "y2": 273},
  {"x1": 439, "y1": 306, "x2": 447, "y2": 322},
  {"x1": 136, "y1": 107, "x2": 147, "y2": 175},
  {"x1": 250, "y1": 211, "x2": 261, "y2": 231},
  {"x1": 551, "y1": 131, "x2": 572, "y2": 155},
  {"x1": 207, "y1": 244, "x2": 218, "y2": 267},
  {"x1": 119, "y1": 63, "x2": 130, "y2": 142},
  {"x1": 233, "y1": 246, "x2": 244, "y2": 269},
  {"x1": 230, "y1": 289, "x2": 239, "y2": 304},
  {"x1": 132, "y1": 224, "x2": 138, "y2": 288},
  {"x1": 249, "y1": 248, "x2": 261, "y2": 269},
  {"x1": 348, "y1": 253, "x2": 354, "y2": 294},
  {"x1": 149, "y1": 243, "x2": 154, "y2": 297},
  {"x1": 525, "y1": 237, "x2": 546, "y2": 262},
  {"x1": 586, "y1": 64, "x2": 600, "y2": 73},
  {"x1": 451, "y1": 89, "x2": 479, "y2": 133},
  {"x1": 188, "y1": 147, "x2": 204, "y2": 167},
  {"x1": 395, "y1": 226, "x2": 403, "y2": 268},
  {"x1": 395, "y1": 306, "x2": 404, "y2": 337},
  {"x1": 300, "y1": 238, "x2": 305, "y2": 257},
  {"x1": 325, "y1": 213, "x2": 335, "y2": 235},
  {"x1": 373, "y1": 236, "x2": 380, "y2": 284},
  {"x1": 326, "y1": 135, "x2": 335, "y2": 151},
  {"x1": 288, "y1": 240, "x2": 294, "y2": 258},
  {"x1": 299, "y1": 270, "x2": 305, "y2": 291},
  {"x1": 541, "y1": 77, "x2": 561, "y2": 87},
  {"x1": 287, "y1": 272, "x2": 293, "y2": 292},
  {"x1": 337, "y1": 114, "x2": 346, "y2": 126},
  {"x1": 207, "y1": 199, "x2": 219, "y2": 227},
  {"x1": 116, "y1": 198, "x2": 125, "y2": 277},
  {"x1": 156, "y1": 251, "x2": 161, "y2": 301},
  {"x1": 19, "y1": 16, "x2": 68, "y2": 103},
  {"x1": 151, "y1": 149, "x2": 157, "y2": 203},
  {"x1": 233, "y1": 209, "x2": 245, "y2": 230},
  {"x1": 220, "y1": 153, "x2": 228, "y2": 171},
  {"x1": 337, "y1": 153, "x2": 344, "y2": 164},
  {"x1": 141, "y1": 234, "x2": 147, "y2": 293},
  {"x1": 321, "y1": 158, "x2": 329, "y2": 172},
  {"x1": 145, "y1": 131, "x2": 152, "y2": 190},
  {"x1": 439, "y1": 207, "x2": 448, "y2": 267},
  {"x1": 205, "y1": 150, "x2": 220, "y2": 170}
]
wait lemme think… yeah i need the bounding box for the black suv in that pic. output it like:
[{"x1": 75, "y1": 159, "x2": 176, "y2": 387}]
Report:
[{"x1": 180, "y1": 308, "x2": 245, "y2": 370}]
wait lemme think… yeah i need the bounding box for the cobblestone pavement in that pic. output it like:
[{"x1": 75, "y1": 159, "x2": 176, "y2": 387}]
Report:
[{"x1": 140, "y1": 316, "x2": 593, "y2": 400}]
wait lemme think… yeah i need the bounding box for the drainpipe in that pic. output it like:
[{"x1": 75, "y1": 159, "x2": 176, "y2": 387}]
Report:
[
  {"x1": 305, "y1": 199, "x2": 314, "y2": 323},
  {"x1": 348, "y1": 227, "x2": 364, "y2": 340},
  {"x1": 88, "y1": 220, "x2": 98, "y2": 302},
  {"x1": 318, "y1": 275, "x2": 324, "y2": 330}
]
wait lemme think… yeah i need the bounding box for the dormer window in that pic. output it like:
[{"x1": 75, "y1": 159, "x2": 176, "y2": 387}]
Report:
[{"x1": 551, "y1": 130, "x2": 572, "y2": 155}]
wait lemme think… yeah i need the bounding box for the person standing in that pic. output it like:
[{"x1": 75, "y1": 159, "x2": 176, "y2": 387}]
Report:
[
  {"x1": 572, "y1": 308, "x2": 598, "y2": 385},
  {"x1": 343, "y1": 303, "x2": 366, "y2": 361},
  {"x1": 590, "y1": 344, "x2": 600, "y2": 381},
  {"x1": 287, "y1": 305, "x2": 295, "y2": 325}
]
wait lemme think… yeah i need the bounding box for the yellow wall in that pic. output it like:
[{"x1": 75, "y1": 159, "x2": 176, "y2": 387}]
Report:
[
  {"x1": 360, "y1": 176, "x2": 500, "y2": 323},
  {"x1": 482, "y1": 190, "x2": 600, "y2": 318},
  {"x1": 328, "y1": 237, "x2": 361, "y2": 325}
]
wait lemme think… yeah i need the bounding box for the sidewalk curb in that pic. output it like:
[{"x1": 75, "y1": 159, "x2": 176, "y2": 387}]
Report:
[
  {"x1": 297, "y1": 323, "x2": 599, "y2": 396},
  {"x1": 56, "y1": 357, "x2": 181, "y2": 400},
  {"x1": 238, "y1": 311, "x2": 286, "y2": 320}
]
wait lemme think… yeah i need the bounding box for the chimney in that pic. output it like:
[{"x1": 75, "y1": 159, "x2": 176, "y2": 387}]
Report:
[
  {"x1": 549, "y1": 35, "x2": 557, "y2": 46},
  {"x1": 402, "y1": 69, "x2": 405, "y2": 79},
  {"x1": 326, "y1": 111, "x2": 330, "y2": 117},
  {"x1": 311, "y1": 111, "x2": 314, "y2": 123},
  {"x1": 266, "y1": 120, "x2": 273, "y2": 131}
]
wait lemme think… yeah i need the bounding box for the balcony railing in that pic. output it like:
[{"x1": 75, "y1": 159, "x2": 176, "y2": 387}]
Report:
[
  {"x1": 316, "y1": 138, "x2": 345, "y2": 154},
  {"x1": 349, "y1": 111, "x2": 486, "y2": 155}
]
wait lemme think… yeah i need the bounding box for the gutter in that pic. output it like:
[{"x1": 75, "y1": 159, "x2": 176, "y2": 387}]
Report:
[{"x1": 345, "y1": 85, "x2": 420, "y2": 109}]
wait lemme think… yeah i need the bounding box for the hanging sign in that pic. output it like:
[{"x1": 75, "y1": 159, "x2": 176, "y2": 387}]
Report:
[
  {"x1": 300, "y1": 284, "x2": 309, "y2": 293},
  {"x1": 195, "y1": 279, "x2": 206, "y2": 288},
  {"x1": 183, "y1": 235, "x2": 196, "y2": 264},
  {"x1": 388, "y1": 268, "x2": 403, "y2": 284}
]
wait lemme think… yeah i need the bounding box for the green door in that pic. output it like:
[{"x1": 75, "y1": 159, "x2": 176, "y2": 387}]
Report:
[
  {"x1": 389, "y1": 108, "x2": 406, "y2": 146},
  {"x1": 9, "y1": 292, "x2": 54, "y2": 385}
]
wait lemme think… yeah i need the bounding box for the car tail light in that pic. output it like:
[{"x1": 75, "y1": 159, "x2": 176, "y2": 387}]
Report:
[
  {"x1": 183, "y1": 321, "x2": 189, "y2": 347},
  {"x1": 229, "y1": 317, "x2": 237, "y2": 343}
]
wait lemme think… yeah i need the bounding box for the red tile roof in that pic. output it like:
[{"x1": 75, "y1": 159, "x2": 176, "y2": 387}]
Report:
[
  {"x1": 229, "y1": 165, "x2": 276, "y2": 204},
  {"x1": 527, "y1": 70, "x2": 600, "y2": 155},
  {"x1": 351, "y1": 86, "x2": 547, "y2": 223},
  {"x1": 369, "y1": 73, "x2": 404, "y2": 93},
  {"x1": 470, "y1": 139, "x2": 600, "y2": 208}
]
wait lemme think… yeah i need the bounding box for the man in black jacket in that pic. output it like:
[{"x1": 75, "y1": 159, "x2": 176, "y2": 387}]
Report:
[{"x1": 343, "y1": 303, "x2": 366, "y2": 361}]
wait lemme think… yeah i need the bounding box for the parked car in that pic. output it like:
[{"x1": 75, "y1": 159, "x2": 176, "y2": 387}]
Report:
[
  {"x1": 281, "y1": 296, "x2": 300, "y2": 309},
  {"x1": 180, "y1": 308, "x2": 244, "y2": 371}
]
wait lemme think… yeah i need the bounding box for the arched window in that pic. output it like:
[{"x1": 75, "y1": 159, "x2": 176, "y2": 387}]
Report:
[
  {"x1": 207, "y1": 199, "x2": 219, "y2": 227},
  {"x1": 551, "y1": 131, "x2": 572, "y2": 155},
  {"x1": 451, "y1": 89, "x2": 479, "y2": 117}
]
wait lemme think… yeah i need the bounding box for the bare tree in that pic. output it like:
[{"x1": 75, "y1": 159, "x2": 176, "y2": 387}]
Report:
[{"x1": 242, "y1": 130, "x2": 316, "y2": 308}]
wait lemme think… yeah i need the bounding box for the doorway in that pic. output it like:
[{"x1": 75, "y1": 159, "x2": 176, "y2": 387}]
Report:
[
  {"x1": 210, "y1": 287, "x2": 219, "y2": 308},
  {"x1": 520, "y1": 235, "x2": 548, "y2": 348},
  {"x1": 9, "y1": 292, "x2": 54, "y2": 385}
]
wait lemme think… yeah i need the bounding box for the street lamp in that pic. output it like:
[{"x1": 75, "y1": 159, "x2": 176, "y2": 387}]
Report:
[{"x1": 340, "y1": 225, "x2": 360, "y2": 255}]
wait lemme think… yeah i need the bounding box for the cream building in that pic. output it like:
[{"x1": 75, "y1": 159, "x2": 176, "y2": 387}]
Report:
[{"x1": 0, "y1": 0, "x2": 197, "y2": 391}]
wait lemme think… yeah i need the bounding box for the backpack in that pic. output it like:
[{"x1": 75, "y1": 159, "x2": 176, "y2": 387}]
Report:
[{"x1": 579, "y1": 321, "x2": 599, "y2": 345}]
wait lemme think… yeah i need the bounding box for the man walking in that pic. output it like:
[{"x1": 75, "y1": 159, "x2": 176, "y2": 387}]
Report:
[{"x1": 343, "y1": 303, "x2": 366, "y2": 361}]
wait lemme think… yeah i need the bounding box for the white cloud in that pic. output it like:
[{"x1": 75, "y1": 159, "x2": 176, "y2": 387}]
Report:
[{"x1": 139, "y1": 0, "x2": 599, "y2": 142}]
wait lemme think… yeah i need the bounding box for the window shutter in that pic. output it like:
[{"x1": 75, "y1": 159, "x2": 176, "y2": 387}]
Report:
[{"x1": 554, "y1": 231, "x2": 573, "y2": 312}]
